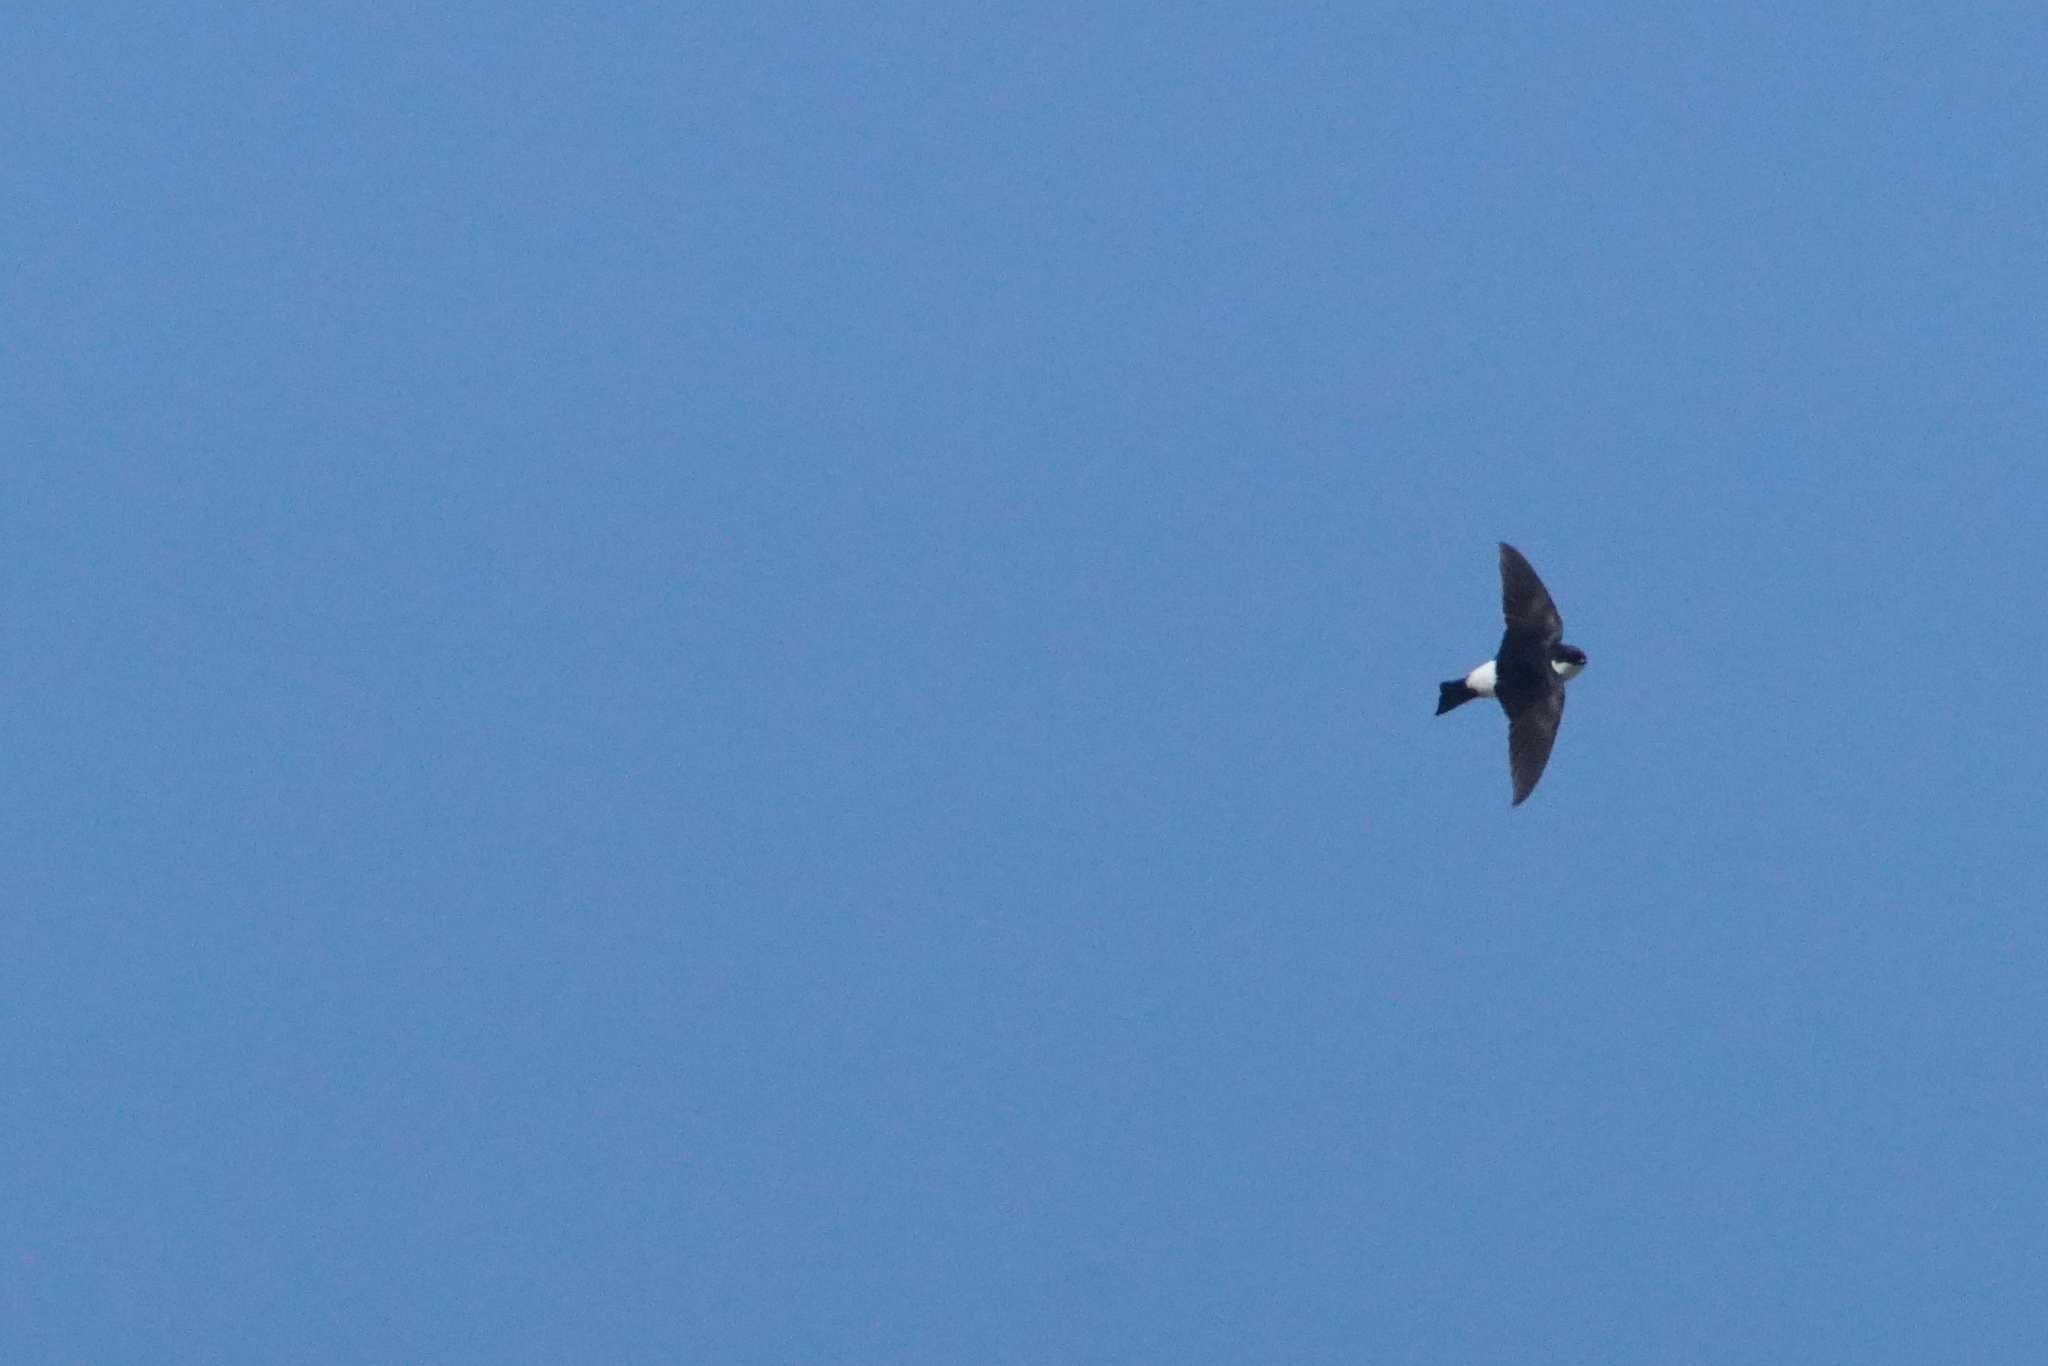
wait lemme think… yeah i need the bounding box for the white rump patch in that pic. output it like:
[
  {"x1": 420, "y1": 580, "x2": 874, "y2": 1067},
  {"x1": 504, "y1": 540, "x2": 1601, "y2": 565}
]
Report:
[{"x1": 1464, "y1": 660, "x2": 1497, "y2": 696}]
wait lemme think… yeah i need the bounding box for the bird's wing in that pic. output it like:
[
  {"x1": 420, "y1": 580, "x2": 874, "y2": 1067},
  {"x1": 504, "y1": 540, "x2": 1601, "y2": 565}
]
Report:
[
  {"x1": 1499, "y1": 542, "x2": 1563, "y2": 646},
  {"x1": 1507, "y1": 687, "x2": 1565, "y2": 806}
]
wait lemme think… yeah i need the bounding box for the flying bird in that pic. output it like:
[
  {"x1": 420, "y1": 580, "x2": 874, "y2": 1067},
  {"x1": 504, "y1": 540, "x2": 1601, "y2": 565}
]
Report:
[{"x1": 1436, "y1": 542, "x2": 1587, "y2": 805}]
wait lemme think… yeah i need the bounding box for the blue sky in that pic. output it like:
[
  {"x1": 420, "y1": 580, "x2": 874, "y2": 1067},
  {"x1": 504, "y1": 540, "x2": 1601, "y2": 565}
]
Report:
[{"x1": 8, "y1": 6, "x2": 2047, "y2": 1362}]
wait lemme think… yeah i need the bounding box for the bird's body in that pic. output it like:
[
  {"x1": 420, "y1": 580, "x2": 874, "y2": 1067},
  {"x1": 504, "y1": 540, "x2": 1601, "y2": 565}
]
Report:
[{"x1": 1436, "y1": 543, "x2": 1587, "y2": 805}]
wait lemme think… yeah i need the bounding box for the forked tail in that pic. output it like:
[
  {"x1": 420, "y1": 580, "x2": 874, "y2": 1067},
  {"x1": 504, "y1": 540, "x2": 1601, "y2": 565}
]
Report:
[{"x1": 1436, "y1": 679, "x2": 1476, "y2": 715}]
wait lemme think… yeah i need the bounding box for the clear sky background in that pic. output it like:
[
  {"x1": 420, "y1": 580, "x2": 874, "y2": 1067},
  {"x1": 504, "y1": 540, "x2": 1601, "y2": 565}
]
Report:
[{"x1": 8, "y1": 6, "x2": 2047, "y2": 1362}]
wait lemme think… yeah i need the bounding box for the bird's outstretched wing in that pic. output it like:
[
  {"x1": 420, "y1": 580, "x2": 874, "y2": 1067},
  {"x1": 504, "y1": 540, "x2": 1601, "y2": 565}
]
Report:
[
  {"x1": 1499, "y1": 542, "x2": 1563, "y2": 646},
  {"x1": 1507, "y1": 688, "x2": 1565, "y2": 805}
]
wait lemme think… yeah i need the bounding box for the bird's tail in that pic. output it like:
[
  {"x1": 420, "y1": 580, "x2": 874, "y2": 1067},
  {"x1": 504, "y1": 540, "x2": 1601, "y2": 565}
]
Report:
[{"x1": 1436, "y1": 680, "x2": 1477, "y2": 715}]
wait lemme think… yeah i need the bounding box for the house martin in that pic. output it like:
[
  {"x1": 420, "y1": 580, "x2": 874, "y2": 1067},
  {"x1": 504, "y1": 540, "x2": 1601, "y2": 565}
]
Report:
[{"x1": 1435, "y1": 542, "x2": 1587, "y2": 805}]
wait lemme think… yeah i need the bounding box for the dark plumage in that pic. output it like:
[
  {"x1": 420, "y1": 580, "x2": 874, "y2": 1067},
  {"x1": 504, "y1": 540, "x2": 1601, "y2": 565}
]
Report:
[{"x1": 1437, "y1": 543, "x2": 1588, "y2": 805}]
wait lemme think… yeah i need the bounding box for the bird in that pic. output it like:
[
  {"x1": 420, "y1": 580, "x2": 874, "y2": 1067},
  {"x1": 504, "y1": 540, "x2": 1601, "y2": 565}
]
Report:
[{"x1": 1435, "y1": 542, "x2": 1588, "y2": 805}]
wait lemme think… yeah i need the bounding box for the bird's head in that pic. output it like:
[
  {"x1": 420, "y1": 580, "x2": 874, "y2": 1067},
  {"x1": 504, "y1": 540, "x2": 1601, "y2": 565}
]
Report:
[{"x1": 1550, "y1": 644, "x2": 1587, "y2": 681}]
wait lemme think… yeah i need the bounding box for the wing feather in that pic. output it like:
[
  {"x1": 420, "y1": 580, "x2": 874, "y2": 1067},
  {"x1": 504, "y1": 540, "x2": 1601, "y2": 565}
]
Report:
[
  {"x1": 1507, "y1": 688, "x2": 1565, "y2": 805},
  {"x1": 1499, "y1": 542, "x2": 1563, "y2": 646}
]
